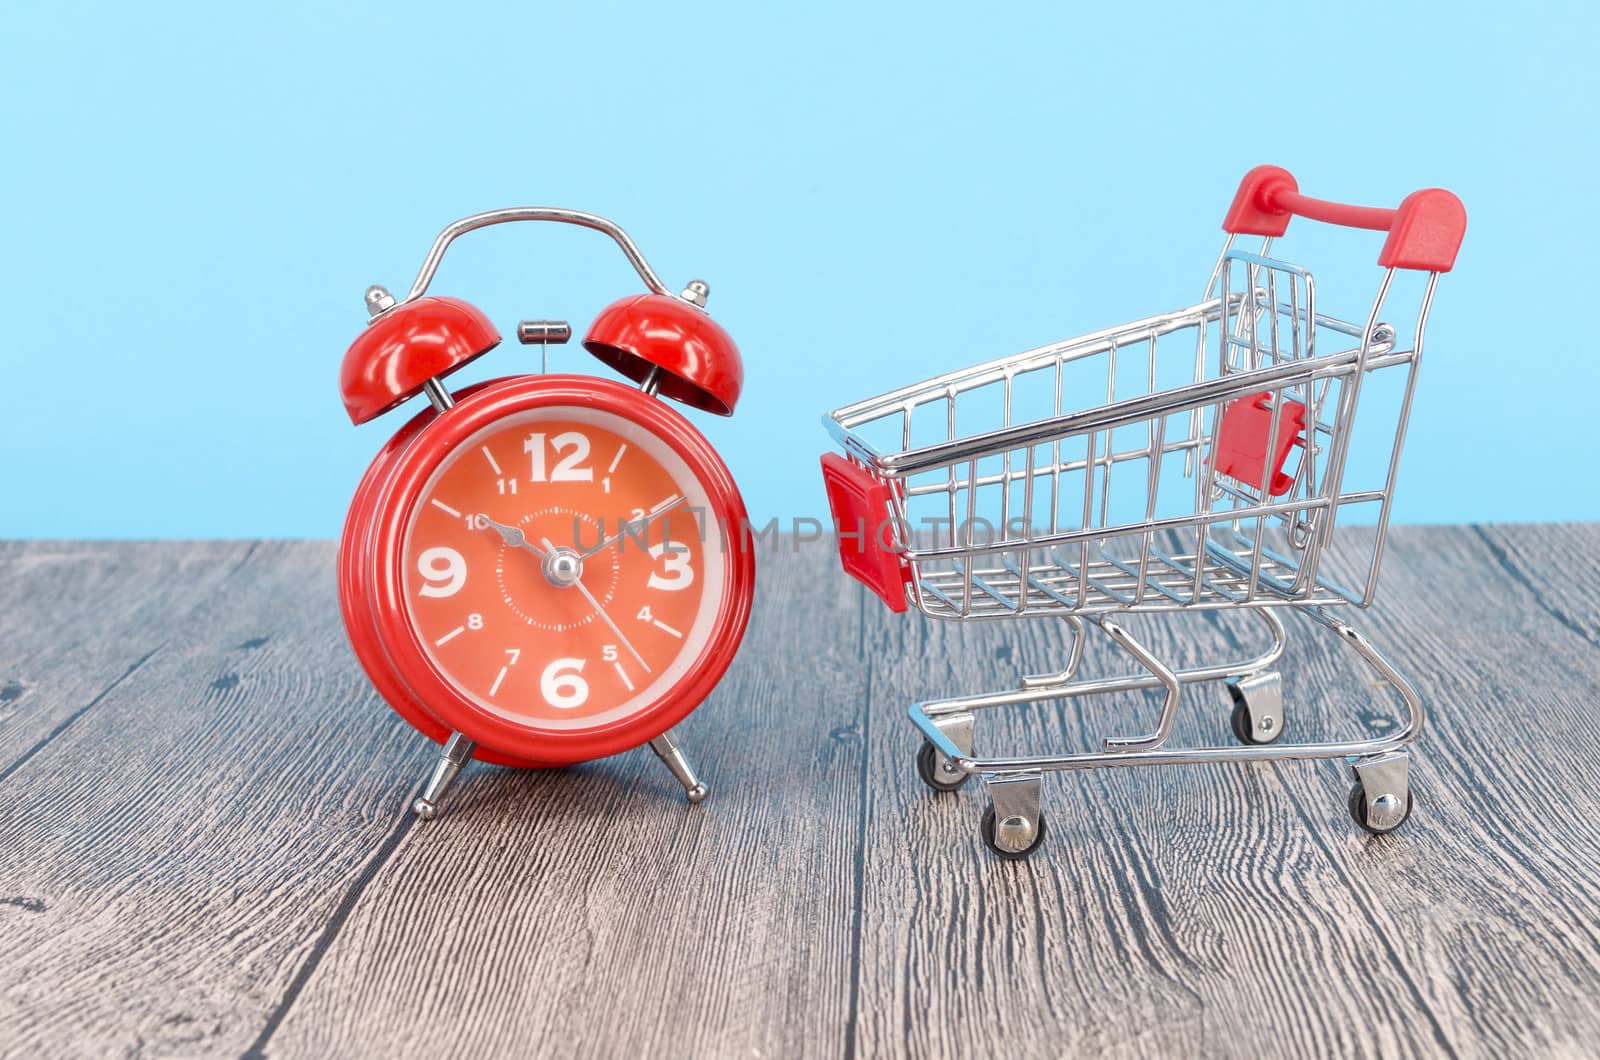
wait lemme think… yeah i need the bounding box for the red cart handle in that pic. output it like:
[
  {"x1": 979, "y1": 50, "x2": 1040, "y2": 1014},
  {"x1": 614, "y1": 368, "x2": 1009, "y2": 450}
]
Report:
[{"x1": 1223, "y1": 165, "x2": 1466, "y2": 273}]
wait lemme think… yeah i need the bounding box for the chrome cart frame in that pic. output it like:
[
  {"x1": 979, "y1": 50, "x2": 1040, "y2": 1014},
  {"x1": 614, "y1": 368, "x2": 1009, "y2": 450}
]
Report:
[{"x1": 820, "y1": 166, "x2": 1466, "y2": 858}]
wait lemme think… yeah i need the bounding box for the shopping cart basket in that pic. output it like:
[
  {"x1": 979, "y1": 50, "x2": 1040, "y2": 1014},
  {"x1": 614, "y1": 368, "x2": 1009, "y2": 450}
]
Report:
[{"x1": 820, "y1": 165, "x2": 1466, "y2": 859}]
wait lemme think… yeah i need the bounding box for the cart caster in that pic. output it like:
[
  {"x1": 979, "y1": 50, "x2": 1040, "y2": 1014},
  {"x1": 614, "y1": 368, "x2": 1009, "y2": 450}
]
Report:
[
  {"x1": 980, "y1": 806, "x2": 1047, "y2": 860},
  {"x1": 1348, "y1": 751, "x2": 1412, "y2": 835},
  {"x1": 916, "y1": 741, "x2": 970, "y2": 792},
  {"x1": 1227, "y1": 670, "x2": 1284, "y2": 745},
  {"x1": 979, "y1": 770, "x2": 1045, "y2": 860},
  {"x1": 1348, "y1": 785, "x2": 1413, "y2": 835}
]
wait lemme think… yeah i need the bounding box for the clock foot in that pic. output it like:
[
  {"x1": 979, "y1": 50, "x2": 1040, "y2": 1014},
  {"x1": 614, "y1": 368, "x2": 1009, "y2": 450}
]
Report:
[
  {"x1": 649, "y1": 729, "x2": 709, "y2": 804},
  {"x1": 412, "y1": 732, "x2": 476, "y2": 820}
]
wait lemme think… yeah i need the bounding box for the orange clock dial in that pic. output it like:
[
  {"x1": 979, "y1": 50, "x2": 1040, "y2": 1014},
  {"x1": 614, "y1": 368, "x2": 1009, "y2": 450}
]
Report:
[{"x1": 400, "y1": 406, "x2": 725, "y2": 731}]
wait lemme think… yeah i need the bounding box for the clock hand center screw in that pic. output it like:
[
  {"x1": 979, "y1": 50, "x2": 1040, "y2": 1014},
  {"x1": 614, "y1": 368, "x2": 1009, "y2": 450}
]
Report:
[{"x1": 541, "y1": 548, "x2": 583, "y2": 588}]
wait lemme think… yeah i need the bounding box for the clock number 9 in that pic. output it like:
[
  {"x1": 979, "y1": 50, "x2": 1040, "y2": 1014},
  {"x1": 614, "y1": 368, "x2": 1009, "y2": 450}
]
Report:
[
  {"x1": 417, "y1": 547, "x2": 466, "y2": 598},
  {"x1": 540, "y1": 658, "x2": 589, "y2": 709}
]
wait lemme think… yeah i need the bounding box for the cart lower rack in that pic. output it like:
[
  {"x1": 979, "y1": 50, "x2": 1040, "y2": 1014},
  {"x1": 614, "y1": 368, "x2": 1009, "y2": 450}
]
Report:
[{"x1": 820, "y1": 166, "x2": 1466, "y2": 859}]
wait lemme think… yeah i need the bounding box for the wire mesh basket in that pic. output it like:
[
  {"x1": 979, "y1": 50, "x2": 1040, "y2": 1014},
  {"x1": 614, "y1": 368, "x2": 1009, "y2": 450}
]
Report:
[{"x1": 820, "y1": 165, "x2": 1466, "y2": 859}]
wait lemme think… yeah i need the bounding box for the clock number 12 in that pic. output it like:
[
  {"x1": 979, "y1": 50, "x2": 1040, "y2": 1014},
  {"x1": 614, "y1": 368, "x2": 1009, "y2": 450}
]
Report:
[{"x1": 525, "y1": 432, "x2": 593, "y2": 483}]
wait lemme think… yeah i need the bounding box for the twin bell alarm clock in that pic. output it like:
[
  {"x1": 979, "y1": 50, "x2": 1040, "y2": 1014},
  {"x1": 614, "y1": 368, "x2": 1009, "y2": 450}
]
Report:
[{"x1": 337, "y1": 209, "x2": 755, "y2": 821}]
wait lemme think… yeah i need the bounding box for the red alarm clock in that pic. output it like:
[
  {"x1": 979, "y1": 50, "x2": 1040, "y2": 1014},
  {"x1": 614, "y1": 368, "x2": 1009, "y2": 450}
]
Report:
[{"x1": 337, "y1": 209, "x2": 755, "y2": 821}]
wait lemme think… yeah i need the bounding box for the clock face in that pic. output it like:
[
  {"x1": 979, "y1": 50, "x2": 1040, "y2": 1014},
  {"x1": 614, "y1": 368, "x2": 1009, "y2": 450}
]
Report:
[{"x1": 399, "y1": 405, "x2": 727, "y2": 731}]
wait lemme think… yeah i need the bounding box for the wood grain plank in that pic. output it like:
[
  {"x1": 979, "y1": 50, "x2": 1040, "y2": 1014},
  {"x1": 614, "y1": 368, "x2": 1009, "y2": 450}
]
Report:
[
  {"x1": 0, "y1": 542, "x2": 426, "y2": 1058},
  {"x1": 1472, "y1": 522, "x2": 1600, "y2": 654},
  {"x1": 851, "y1": 525, "x2": 1600, "y2": 1059},
  {"x1": 2, "y1": 529, "x2": 1598, "y2": 1058},
  {"x1": 259, "y1": 539, "x2": 868, "y2": 1059},
  {"x1": 0, "y1": 541, "x2": 255, "y2": 774},
  {"x1": 1272, "y1": 524, "x2": 1600, "y2": 1057}
]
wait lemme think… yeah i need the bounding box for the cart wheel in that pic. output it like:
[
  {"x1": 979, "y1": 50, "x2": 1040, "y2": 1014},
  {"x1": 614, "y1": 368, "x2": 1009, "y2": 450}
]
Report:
[
  {"x1": 980, "y1": 805, "x2": 1047, "y2": 860},
  {"x1": 1226, "y1": 672, "x2": 1285, "y2": 745},
  {"x1": 915, "y1": 741, "x2": 970, "y2": 792},
  {"x1": 1229, "y1": 696, "x2": 1283, "y2": 745},
  {"x1": 1347, "y1": 783, "x2": 1414, "y2": 836}
]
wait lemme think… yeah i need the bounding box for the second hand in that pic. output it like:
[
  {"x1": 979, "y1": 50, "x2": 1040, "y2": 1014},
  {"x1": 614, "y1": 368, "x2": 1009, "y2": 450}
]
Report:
[{"x1": 542, "y1": 537, "x2": 650, "y2": 673}]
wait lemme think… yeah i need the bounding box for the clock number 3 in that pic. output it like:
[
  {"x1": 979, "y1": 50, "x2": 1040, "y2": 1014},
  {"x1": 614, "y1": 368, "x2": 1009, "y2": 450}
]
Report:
[
  {"x1": 525, "y1": 431, "x2": 593, "y2": 483},
  {"x1": 647, "y1": 541, "x2": 695, "y2": 591}
]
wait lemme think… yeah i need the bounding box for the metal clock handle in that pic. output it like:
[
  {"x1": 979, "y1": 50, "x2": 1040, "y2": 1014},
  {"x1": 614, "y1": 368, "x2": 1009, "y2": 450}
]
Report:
[{"x1": 404, "y1": 207, "x2": 673, "y2": 303}]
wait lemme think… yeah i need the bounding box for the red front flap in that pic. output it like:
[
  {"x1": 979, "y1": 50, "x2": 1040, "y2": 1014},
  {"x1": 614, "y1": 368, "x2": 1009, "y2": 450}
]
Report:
[
  {"x1": 820, "y1": 453, "x2": 909, "y2": 613},
  {"x1": 1212, "y1": 392, "x2": 1306, "y2": 497}
]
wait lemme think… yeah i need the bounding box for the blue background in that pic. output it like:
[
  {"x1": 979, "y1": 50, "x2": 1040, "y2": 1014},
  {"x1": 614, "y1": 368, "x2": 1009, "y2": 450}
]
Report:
[{"x1": 1, "y1": 1, "x2": 1592, "y2": 538}]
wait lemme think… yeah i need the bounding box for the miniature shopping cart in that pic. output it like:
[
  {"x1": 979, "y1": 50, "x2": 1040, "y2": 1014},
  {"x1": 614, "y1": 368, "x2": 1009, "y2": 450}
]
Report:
[{"x1": 820, "y1": 166, "x2": 1466, "y2": 859}]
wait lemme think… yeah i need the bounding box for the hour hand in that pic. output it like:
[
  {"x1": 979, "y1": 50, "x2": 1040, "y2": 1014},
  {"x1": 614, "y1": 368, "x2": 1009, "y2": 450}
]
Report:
[{"x1": 477, "y1": 515, "x2": 544, "y2": 556}]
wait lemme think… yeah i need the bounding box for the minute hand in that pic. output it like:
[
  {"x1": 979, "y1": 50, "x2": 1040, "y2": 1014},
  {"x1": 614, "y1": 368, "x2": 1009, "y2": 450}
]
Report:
[{"x1": 581, "y1": 496, "x2": 686, "y2": 559}]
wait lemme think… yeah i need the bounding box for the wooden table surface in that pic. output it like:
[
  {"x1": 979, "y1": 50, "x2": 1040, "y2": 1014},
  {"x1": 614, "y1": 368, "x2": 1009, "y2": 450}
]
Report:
[{"x1": 1, "y1": 527, "x2": 1598, "y2": 1058}]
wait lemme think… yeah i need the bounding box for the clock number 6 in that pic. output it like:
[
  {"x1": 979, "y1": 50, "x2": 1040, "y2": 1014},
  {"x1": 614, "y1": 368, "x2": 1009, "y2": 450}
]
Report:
[
  {"x1": 525, "y1": 431, "x2": 593, "y2": 483},
  {"x1": 540, "y1": 658, "x2": 589, "y2": 709}
]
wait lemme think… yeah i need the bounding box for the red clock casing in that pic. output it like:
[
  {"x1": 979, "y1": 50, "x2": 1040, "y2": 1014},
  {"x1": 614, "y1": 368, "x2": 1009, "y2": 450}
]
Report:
[{"x1": 340, "y1": 375, "x2": 754, "y2": 767}]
